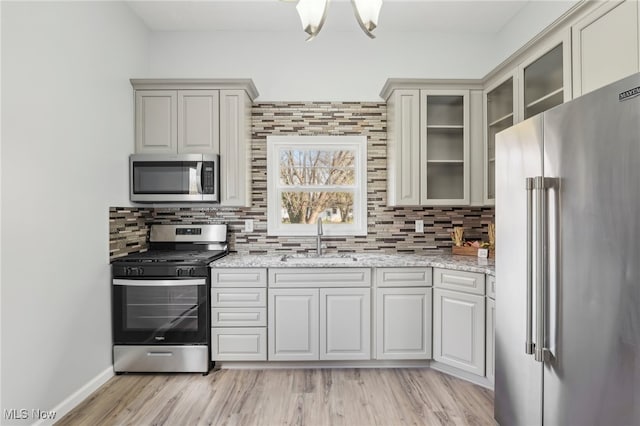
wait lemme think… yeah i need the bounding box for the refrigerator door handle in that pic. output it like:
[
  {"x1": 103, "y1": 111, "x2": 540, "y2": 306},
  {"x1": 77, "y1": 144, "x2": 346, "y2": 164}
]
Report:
[
  {"x1": 534, "y1": 177, "x2": 555, "y2": 363},
  {"x1": 535, "y1": 176, "x2": 545, "y2": 362},
  {"x1": 546, "y1": 178, "x2": 559, "y2": 360},
  {"x1": 525, "y1": 177, "x2": 535, "y2": 355}
]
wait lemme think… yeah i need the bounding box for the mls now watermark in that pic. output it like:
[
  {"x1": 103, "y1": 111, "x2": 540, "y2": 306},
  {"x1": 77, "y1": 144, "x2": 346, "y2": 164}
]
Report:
[{"x1": 4, "y1": 409, "x2": 57, "y2": 421}]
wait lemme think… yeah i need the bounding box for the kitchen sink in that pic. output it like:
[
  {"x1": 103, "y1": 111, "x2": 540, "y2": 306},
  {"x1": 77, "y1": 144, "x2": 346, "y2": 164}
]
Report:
[{"x1": 280, "y1": 254, "x2": 359, "y2": 265}]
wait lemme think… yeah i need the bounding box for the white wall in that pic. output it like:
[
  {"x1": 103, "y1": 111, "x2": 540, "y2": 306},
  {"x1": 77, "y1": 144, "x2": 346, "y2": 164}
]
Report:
[
  {"x1": 147, "y1": 29, "x2": 497, "y2": 101},
  {"x1": 1, "y1": 1, "x2": 147, "y2": 423},
  {"x1": 490, "y1": 0, "x2": 580, "y2": 67},
  {"x1": 145, "y1": 2, "x2": 580, "y2": 102}
]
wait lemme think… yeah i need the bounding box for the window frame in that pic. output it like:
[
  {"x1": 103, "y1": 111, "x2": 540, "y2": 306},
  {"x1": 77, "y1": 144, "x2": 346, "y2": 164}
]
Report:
[{"x1": 266, "y1": 135, "x2": 368, "y2": 237}]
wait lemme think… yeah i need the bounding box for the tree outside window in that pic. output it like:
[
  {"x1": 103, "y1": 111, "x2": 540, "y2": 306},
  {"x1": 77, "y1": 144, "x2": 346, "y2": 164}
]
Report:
[{"x1": 267, "y1": 136, "x2": 367, "y2": 236}]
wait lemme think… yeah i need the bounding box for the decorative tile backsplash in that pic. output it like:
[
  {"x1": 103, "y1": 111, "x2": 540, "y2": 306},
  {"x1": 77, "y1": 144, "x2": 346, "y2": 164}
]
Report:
[
  {"x1": 109, "y1": 102, "x2": 495, "y2": 260},
  {"x1": 109, "y1": 207, "x2": 151, "y2": 259}
]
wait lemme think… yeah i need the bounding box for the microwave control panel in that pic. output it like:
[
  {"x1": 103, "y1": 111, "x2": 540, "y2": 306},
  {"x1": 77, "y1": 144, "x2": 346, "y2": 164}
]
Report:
[{"x1": 203, "y1": 163, "x2": 215, "y2": 194}]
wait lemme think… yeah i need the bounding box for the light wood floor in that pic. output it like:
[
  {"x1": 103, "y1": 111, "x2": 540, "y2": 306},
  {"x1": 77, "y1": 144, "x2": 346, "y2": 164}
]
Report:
[{"x1": 56, "y1": 368, "x2": 495, "y2": 426}]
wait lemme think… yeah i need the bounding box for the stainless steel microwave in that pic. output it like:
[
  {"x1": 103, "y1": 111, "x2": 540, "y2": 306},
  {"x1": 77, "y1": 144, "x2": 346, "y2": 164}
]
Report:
[{"x1": 130, "y1": 154, "x2": 219, "y2": 203}]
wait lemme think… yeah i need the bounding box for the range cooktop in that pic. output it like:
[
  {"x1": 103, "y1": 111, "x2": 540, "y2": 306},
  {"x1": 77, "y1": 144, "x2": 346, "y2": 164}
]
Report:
[{"x1": 113, "y1": 249, "x2": 228, "y2": 264}]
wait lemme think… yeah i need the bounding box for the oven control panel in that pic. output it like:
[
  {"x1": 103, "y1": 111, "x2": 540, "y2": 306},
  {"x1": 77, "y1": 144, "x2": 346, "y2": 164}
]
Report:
[
  {"x1": 176, "y1": 267, "x2": 198, "y2": 277},
  {"x1": 112, "y1": 264, "x2": 209, "y2": 278},
  {"x1": 124, "y1": 267, "x2": 144, "y2": 276}
]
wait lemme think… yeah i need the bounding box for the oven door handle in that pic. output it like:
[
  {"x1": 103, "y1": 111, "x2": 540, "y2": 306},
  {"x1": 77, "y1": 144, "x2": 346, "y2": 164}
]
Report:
[{"x1": 113, "y1": 279, "x2": 206, "y2": 287}]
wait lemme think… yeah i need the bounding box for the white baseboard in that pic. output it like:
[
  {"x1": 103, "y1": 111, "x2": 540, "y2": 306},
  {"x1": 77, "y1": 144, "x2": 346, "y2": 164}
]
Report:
[
  {"x1": 217, "y1": 360, "x2": 494, "y2": 391},
  {"x1": 32, "y1": 366, "x2": 114, "y2": 426},
  {"x1": 216, "y1": 360, "x2": 431, "y2": 370}
]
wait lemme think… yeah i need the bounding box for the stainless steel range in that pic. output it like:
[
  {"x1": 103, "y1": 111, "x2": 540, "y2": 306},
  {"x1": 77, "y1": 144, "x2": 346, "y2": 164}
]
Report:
[{"x1": 111, "y1": 224, "x2": 228, "y2": 374}]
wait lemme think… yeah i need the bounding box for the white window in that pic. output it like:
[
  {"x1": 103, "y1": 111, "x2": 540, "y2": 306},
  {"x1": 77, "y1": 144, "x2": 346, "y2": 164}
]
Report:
[{"x1": 267, "y1": 135, "x2": 368, "y2": 236}]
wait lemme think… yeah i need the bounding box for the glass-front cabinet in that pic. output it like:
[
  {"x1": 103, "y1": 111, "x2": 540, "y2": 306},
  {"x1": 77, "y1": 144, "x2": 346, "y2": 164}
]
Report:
[
  {"x1": 385, "y1": 86, "x2": 472, "y2": 207},
  {"x1": 420, "y1": 90, "x2": 470, "y2": 205},
  {"x1": 484, "y1": 75, "x2": 515, "y2": 204},
  {"x1": 384, "y1": 32, "x2": 570, "y2": 208},
  {"x1": 518, "y1": 32, "x2": 572, "y2": 121},
  {"x1": 484, "y1": 31, "x2": 570, "y2": 205},
  {"x1": 523, "y1": 44, "x2": 564, "y2": 119}
]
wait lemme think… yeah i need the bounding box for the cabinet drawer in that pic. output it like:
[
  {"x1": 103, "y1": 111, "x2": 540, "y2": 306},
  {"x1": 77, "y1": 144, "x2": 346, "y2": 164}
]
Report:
[
  {"x1": 211, "y1": 288, "x2": 266, "y2": 307},
  {"x1": 211, "y1": 268, "x2": 267, "y2": 288},
  {"x1": 433, "y1": 268, "x2": 485, "y2": 295},
  {"x1": 376, "y1": 267, "x2": 432, "y2": 287},
  {"x1": 212, "y1": 328, "x2": 267, "y2": 361},
  {"x1": 212, "y1": 307, "x2": 267, "y2": 327},
  {"x1": 487, "y1": 275, "x2": 496, "y2": 299},
  {"x1": 268, "y1": 268, "x2": 371, "y2": 288}
]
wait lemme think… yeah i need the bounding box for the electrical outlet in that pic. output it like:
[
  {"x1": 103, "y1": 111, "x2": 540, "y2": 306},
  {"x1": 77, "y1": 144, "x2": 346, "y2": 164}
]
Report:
[
  {"x1": 244, "y1": 219, "x2": 254, "y2": 233},
  {"x1": 415, "y1": 219, "x2": 424, "y2": 233}
]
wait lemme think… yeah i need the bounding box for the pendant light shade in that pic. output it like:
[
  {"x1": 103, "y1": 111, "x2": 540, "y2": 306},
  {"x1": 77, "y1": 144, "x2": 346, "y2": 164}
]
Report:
[
  {"x1": 288, "y1": 0, "x2": 382, "y2": 41},
  {"x1": 296, "y1": 0, "x2": 330, "y2": 41},
  {"x1": 351, "y1": 0, "x2": 382, "y2": 38}
]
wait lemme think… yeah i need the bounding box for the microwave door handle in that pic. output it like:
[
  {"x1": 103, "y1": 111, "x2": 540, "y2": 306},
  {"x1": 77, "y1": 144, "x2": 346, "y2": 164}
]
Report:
[{"x1": 196, "y1": 162, "x2": 204, "y2": 194}]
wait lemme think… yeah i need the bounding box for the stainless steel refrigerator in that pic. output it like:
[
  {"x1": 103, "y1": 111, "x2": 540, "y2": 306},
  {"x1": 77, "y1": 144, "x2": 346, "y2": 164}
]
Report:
[{"x1": 495, "y1": 72, "x2": 640, "y2": 425}]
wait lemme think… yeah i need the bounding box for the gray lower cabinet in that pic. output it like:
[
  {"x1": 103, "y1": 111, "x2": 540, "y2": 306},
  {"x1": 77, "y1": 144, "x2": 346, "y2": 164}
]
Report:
[
  {"x1": 433, "y1": 268, "x2": 486, "y2": 376},
  {"x1": 486, "y1": 275, "x2": 496, "y2": 384},
  {"x1": 211, "y1": 265, "x2": 494, "y2": 377},
  {"x1": 374, "y1": 267, "x2": 433, "y2": 360},
  {"x1": 320, "y1": 288, "x2": 371, "y2": 360},
  {"x1": 268, "y1": 288, "x2": 320, "y2": 361},
  {"x1": 211, "y1": 268, "x2": 267, "y2": 361},
  {"x1": 267, "y1": 268, "x2": 372, "y2": 361}
]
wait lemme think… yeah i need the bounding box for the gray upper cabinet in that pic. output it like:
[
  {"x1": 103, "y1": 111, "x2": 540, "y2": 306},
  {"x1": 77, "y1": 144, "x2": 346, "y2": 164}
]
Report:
[
  {"x1": 131, "y1": 79, "x2": 259, "y2": 206},
  {"x1": 135, "y1": 89, "x2": 219, "y2": 154},
  {"x1": 220, "y1": 90, "x2": 252, "y2": 207},
  {"x1": 483, "y1": 72, "x2": 516, "y2": 205},
  {"x1": 135, "y1": 90, "x2": 177, "y2": 154},
  {"x1": 382, "y1": 81, "x2": 480, "y2": 207},
  {"x1": 177, "y1": 90, "x2": 220, "y2": 154},
  {"x1": 572, "y1": 0, "x2": 640, "y2": 97},
  {"x1": 420, "y1": 89, "x2": 470, "y2": 205},
  {"x1": 386, "y1": 89, "x2": 421, "y2": 206},
  {"x1": 518, "y1": 32, "x2": 572, "y2": 121}
]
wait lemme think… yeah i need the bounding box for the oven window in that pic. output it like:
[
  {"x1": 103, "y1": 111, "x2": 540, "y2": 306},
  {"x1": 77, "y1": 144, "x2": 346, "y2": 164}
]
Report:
[
  {"x1": 124, "y1": 286, "x2": 199, "y2": 331},
  {"x1": 112, "y1": 282, "x2": 208, "y2": 344},
  {"x1": 132, "y1": 161, "x2": 199, "y2": 194}
]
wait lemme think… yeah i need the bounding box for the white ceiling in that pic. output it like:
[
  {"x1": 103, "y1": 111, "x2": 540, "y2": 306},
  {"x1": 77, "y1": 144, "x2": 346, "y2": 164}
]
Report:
[{"x1": 126, "y1": 0, "x2": 533, "y2": 34}]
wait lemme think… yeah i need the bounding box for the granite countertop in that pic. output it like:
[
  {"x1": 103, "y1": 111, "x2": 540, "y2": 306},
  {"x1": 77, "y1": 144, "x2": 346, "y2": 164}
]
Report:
[{"x1": 211, "y1": 253, "x2": 495, "y2": 275}]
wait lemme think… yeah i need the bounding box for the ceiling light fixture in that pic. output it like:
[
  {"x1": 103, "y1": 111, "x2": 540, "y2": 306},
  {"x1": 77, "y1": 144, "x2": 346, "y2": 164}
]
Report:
[
  {"x1": 351, "y1": 0, "x2": 382, "y2": 38},
  {"x1": 287, "y1": 0, "x2": 383, "y2": 41},
  {"x1": 296, "y1": 0, "x2": 330, "y2": 41}
]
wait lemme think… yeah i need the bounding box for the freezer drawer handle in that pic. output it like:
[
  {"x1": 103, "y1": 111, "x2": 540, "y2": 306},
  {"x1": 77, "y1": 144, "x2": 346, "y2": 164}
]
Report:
[{"x1": 525, "y1": 177, "x2": 535, "y2": 355}]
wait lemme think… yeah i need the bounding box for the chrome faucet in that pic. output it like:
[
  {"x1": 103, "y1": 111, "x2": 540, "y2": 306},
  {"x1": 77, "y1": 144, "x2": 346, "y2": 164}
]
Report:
[{"x1": 316, "y1": 217, "x2": 323, "y2": 256}]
